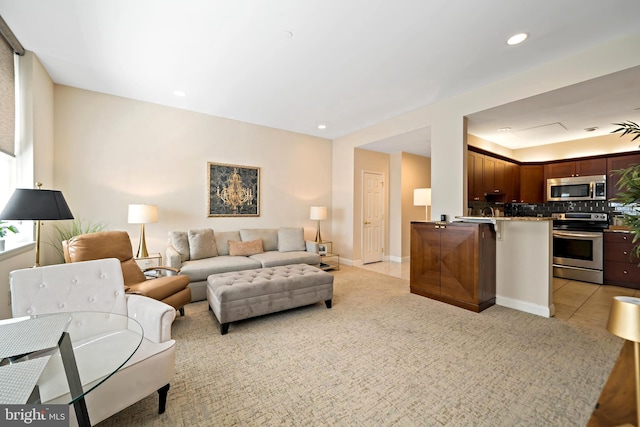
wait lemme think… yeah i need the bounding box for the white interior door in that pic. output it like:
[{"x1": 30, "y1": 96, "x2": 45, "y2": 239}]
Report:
[{"x1": 362, "y1": 171, "x2": 384, "y2": 264}]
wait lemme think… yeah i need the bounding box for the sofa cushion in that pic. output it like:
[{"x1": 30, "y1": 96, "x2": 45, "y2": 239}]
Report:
[
  {"x1": 215, "y1": 231, "x2": 241, "y2": 256},
  {"x1": 180, "y1": 256, "x2": 262, "y2": 282},
  {"x1": 229, "y1": 239, "x2": 263, "y2": 256},
  {"x1": 240, "y1": 229, "x2": 278, "y2": 251},
  {"x1": 168, "y1": 231, "x2": 190, "y2": 262},
  {"x1": 249, "y1": 250, "x2": 320, "y2": 268},
  {"x1": 278, "y1": 227, "x2": 305, "y2": 252},
  {"x1": 188, "y1": 229, "x2": 218, "y2": 260}
]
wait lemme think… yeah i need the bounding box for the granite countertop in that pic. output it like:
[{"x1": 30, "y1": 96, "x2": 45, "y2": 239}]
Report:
[
  {"x1": 605, "y1": 226, "x2": 632, "y2": 233},
  {"x1": 455, "y1": 216, "x2": 553, "y2": 222}
]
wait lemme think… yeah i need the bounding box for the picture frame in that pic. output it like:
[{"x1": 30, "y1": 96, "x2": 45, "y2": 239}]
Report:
[
  {"x1": 208, "y1": 162, "x2": 260, "y2": 217},
  {"x1": 318, "y1": 244, "x2": 327, "y2": 256}
]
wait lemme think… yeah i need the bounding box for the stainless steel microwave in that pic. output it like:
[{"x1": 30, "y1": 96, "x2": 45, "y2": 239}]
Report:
[{"x1": 546, "y1": 175, "x2": 606, "y2": 202}]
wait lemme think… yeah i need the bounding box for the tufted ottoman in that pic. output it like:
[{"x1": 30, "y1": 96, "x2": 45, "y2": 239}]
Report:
[{"x1": 207, "y1": 264, "x2": 334, "y2": 334}]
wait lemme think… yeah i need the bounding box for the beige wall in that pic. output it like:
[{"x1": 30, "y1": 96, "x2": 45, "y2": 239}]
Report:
[
  {"x1": 401, "y1": 153, "x2": 431, "y2": 259},
  {"x1": 353, "y1": 148, "x2": 390, "y2": 265},
  {"x1": 467, "y1": 133, "x2": 515, "y2": 159},
  {"x1": 52, "y1": 86, "x2": 333, "y2": 260},
  {"x1": 333, "y1": 33, "x2": 640, "y2": 262},
  {"x1": 513, "y1": 133, "x2": 639, "y2": 162}
]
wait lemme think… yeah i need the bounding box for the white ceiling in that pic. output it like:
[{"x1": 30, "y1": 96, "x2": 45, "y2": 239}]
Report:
[
  {"x1": 467, "y1": 65, "x2": 640, "y2": 150},
  {"x1": 1, "y1": 0, "x2": 640, "y2": 155}
]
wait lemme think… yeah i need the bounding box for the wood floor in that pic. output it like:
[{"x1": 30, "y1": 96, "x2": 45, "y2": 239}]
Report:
[{"x1": 357, "y1": 261, "x2": 634, "y2": 333}]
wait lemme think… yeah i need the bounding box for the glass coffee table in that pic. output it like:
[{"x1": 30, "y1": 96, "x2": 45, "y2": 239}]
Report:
[{"x1": 0, "y1": 312, "x2": 143, "y2": 426}]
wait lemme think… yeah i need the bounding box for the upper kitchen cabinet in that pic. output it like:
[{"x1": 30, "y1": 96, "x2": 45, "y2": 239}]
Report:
[
  {"x1": 468, "y1": 151, "x2": 484, "y2": 201},
  {"x1": 483, "y1": 156, "x2": 506, "y2": 196},
  {"x1": 519, "y1": 165, "x2": 544, "y2": 203},
  {"x1": 545, "y1": 158, "x2": 607, "y2": 179},
  {"x1": 468, "y1": 150, "x2": 519, "y2": 202},
  {"x1": 504, "y1": 161, "x2": 520, "y2": 203},
  {"x1": 607, "y1": 153, "x2": 640, "y2": 200}
]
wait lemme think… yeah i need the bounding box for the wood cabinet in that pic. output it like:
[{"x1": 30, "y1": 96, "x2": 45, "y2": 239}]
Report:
[
  {"x1": 604, "y1": 232, "x2": 640, "y2": 289},
  {"x1": 467, "y1": 151, "x2": 518, "y2": 202},
  {"x1": 504, "y1": 161, "x2": 520, "y2": 203},
  {"x1": 410, "y1": 221, "x2": 496, "y2": 312},
  {"x1": 518, "y1": 165, "x2": 544, "y2": 203},
  {"x1": 468, "y1": 151, "x2": 484, "y2": 201},
  {"x1": 607, "y1": 153, "x2": 640, "y2": 200},
  {"x1": 483, "y1": 156, "x2": 505, "y2": 195},
  {"x1": 545, "y1": 158, "x2": 607, "y2": 179}
]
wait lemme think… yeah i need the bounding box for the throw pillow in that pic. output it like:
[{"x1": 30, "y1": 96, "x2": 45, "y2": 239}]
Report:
[
  {"x1": 278, "y1": 227, "x2": 305, "y2": 252},
  {"x1": 188, "y1": 228, "x2": 218, "y2": 260},
  {"x1": 168, "y1": 231, "x2": 190, "y2": 262},
  {"x1": 239, "y1": 229, "x2": 278, "y2": 251},
  {"x1": 214, "y1": 230, "x2": 241, "y2": 256},
  {"x1": 229, "y1": 239, "x2": 264, "y2": 256}
]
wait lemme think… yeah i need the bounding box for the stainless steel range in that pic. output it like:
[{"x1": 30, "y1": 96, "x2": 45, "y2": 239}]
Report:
[{"x1": 551, "y1": 212, "x2": 609, "y2": 284}]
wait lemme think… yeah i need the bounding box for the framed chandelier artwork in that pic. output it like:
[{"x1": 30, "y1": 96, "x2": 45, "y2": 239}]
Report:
[{"x1": 208, "y1": 162, "x2": 260, "y2": 217}]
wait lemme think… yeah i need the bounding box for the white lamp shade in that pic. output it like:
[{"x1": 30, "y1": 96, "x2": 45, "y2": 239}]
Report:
[
  {"x1": 128, "y1": 204, "x2": 158, "y2": 224},
  {"x1": 413, "y1": 188, "x2": 431, "y2": 206},
  {"x1": 310, "y1": 206, "x2": 327, "y2": 221}
]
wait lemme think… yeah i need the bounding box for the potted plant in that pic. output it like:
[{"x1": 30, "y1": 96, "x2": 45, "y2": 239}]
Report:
[
  {"x1": 611, "y1": 120, "x2": 640, "y2": 261},
  {"x1": 48, "y1": 219, "x2": 106, "y2": 262},
  {"x1": 0, "y1": 220, "x2": 19, "y2": 251}
]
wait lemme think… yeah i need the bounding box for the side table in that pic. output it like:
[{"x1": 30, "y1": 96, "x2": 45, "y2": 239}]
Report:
[
  {"x1": 318, "y1": 241, "x2": 340, "y2": 271},
  {"x1": 135, "y1": 253, "x2": 163, "y2": 278}
]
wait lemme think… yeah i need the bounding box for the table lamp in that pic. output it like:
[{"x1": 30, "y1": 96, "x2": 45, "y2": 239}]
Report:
[
  {"x1": 0, "y1": 182, "x2": 74, "y2": 267},
  {"x1": 128, "y1": 204, "x2": 158, "y2": 258},
  {"x1": 310, "y1": 206, "x2": 327, "y2": 243},
  {"x1": 607, "y1": 295, "x2": 640, "y2": 427},
  {"x1": 413, "y1": 188, "x2": 431, "y2": 221}
]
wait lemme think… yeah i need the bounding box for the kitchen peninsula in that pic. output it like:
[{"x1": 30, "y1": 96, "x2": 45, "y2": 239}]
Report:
[
  {"x1": 411, "y1": 217, "x2": 554, "y2": 318},
  {"x1": 456, "y1": 216, "x2": 554, "y2": 317}
]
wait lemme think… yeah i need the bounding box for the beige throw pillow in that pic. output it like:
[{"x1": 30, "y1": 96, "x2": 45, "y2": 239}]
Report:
[
  {"x1": 188, "y1": 228, "x2": 218, "y2": 260},
  {"x1": 229, "y1": 239, "x2": 264, "y2": 256}
]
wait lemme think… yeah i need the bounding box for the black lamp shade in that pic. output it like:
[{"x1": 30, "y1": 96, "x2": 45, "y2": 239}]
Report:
[{"x1": 0, "y1": 188, "x2": 74, "y2": 220}]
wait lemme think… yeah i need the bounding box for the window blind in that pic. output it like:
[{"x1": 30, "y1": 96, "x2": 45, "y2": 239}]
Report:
[{"x1": 0, "y1": 34, "x2": 15, "y2": 157}]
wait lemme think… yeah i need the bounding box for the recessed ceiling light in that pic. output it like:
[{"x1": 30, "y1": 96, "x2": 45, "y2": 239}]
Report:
[
  {"x1": 497, "y1": 127, "x2": 511, "y2": 132},
  {"x1": 584, "y1": 127, "x2": 599, "y2": 132},
  {"x1": 317, "y1": 124, "x2": 327, "y2": 130},
  {"x1": 507, "y1": 33, "x2": 529, "y2": 46},
  {"x1": 173, "y1": 90, "x2": 186, "y2": 97}
]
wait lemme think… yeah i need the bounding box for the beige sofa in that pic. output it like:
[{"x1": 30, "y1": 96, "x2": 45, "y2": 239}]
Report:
[{"x1": 165, "y1": 227, "x2": 321, "y2": 302}]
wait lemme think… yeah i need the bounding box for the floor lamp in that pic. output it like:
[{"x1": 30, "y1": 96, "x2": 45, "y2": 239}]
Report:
[
  {"x1": 413, "y1": 188, "x2": 431, "y2": 221},
  {"x1": 310, "y1": 206, "x2": 327, "y2": 244},
  {"x1": 0, "y1": 183, "x2": 74, "y2": 267},
  {"x1": 607, "y1": 296, "x2": 640, "y2": 427},
  {"x1": 128, "y1": 204, "x2": 158, "y2": 258}
]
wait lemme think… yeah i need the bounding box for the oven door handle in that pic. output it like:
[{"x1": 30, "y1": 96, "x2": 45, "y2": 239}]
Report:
[{"x1": 553, "y1": 231, "x2": 602, "y2": 239}]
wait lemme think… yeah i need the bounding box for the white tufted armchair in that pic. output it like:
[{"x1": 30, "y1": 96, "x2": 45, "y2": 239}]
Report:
[{"x1": 10, "y1": 258, "x2": 177, "y2": 426}]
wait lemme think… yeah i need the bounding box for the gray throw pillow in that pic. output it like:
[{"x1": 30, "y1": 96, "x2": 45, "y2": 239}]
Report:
[
  {"x1": 168, "y1": 231, "x2": 190, "y2": 262},
  {"x1": 278, "y1": 227, "x2": 305, "y2": 252},
  {"x1": 215, "y1": 231, "x2": 241, "y2": 256},
  {"x1": 240, "y1": 229, "x2": 278, "y2": 251},
  {"x1": 188, "y1": 228, "x2": 218, "y2": 260}
]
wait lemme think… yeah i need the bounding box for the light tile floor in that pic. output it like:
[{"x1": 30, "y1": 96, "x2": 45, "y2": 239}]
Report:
[{"x1": 356, "y1": 261, "x2": 635, "y2": 333}]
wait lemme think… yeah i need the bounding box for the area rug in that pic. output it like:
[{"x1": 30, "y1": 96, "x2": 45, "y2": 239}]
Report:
[{"x1": 98, "y1": 266, "x2": 622, "y2": 426}]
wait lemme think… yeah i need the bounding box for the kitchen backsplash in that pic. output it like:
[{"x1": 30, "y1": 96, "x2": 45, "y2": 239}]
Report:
[{"x1": 469, "y1": 200, "x2": 623, "y2": 221}]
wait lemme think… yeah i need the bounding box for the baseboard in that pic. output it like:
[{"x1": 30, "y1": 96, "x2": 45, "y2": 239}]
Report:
[
  {"x1": 496, "y1": 295, "x2": 555, "y2": 318},
  {"x1": 388, "y1": 255, "x2": 409, "y2": 263}
]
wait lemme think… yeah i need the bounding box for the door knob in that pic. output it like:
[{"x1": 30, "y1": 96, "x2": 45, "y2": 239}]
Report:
[{"x1": 364, "y1": 221, "x2": 371, "y2": 225}]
